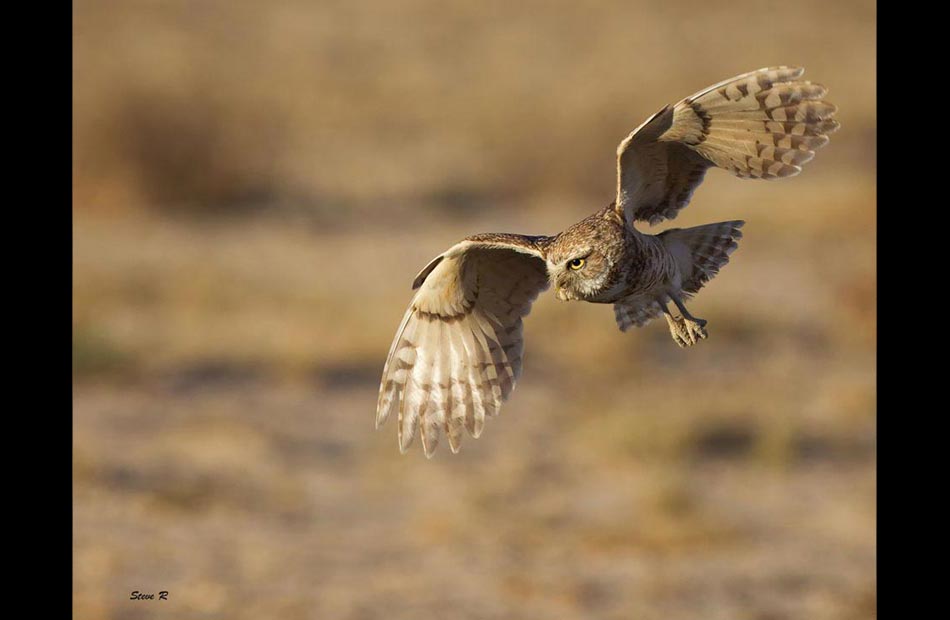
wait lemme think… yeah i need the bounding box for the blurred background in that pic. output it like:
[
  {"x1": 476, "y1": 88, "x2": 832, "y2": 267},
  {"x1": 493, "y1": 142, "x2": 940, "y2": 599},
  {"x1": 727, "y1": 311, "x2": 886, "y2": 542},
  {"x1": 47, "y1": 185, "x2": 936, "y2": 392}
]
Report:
[{"x1": 73, "y1": 1, "x2": 876, "y2": 618}]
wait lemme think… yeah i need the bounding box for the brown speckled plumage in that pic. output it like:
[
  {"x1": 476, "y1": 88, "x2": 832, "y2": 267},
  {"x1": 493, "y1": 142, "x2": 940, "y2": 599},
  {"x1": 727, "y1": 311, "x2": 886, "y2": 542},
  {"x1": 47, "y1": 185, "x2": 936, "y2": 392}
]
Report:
[{"x1": 377, "y1": 67, "x2": 838, "y2": 456}]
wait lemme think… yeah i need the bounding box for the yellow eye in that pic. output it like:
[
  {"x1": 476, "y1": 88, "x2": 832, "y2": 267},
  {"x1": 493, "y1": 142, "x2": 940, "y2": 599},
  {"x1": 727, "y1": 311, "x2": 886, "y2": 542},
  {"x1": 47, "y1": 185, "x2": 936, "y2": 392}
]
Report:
[{"x1": 568, "y1": 258, "x2": 585, "y2": 270}]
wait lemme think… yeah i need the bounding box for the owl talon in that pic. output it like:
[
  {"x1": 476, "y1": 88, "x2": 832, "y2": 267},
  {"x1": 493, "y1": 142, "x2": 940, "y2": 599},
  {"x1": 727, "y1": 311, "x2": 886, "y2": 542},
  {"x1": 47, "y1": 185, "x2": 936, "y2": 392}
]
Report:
[
  {"x1": 666, "y1": 315, "x2": 695, "y2": 347},
  {"x1": 665, "y1": 295, "x2": 709, "y2": 347},
  {"x1": 686, "y1": 318, "x2": 708, "y2": 342},
  {"x1": 665, "y1": 314, "x2": 708, "y2": 347}
]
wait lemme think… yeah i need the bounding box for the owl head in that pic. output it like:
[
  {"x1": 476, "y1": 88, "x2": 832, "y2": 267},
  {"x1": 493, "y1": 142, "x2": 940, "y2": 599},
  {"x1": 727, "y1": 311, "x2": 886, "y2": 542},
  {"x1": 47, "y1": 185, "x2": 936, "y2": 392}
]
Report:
[{"x1": 546, "y1": 205, "x2": 626, "y2": 302}]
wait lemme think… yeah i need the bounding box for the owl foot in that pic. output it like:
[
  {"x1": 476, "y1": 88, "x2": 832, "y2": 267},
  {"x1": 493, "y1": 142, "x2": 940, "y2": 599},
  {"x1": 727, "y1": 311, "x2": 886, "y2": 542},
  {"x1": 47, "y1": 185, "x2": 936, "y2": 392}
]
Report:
[
  {"x1": 663, "y1": 294, "x2": 708, "y2": 347},
  {"x1": 684, "y1": 317, "x2": 707, "y2": 344},
  {"x1": 666, "y1": 314, "x2": 707, "y2": 347}
]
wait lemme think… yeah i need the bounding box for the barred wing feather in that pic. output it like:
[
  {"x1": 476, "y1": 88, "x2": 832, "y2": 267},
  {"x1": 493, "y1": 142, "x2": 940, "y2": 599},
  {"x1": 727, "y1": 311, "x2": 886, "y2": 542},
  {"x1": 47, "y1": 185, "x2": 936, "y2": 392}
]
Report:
[
  {"x1": 616, "y1": 66, "x2": 839, "y2": 226},
  {"x1": 376, "y1": 234, "x2": 551, "y2": 457}
]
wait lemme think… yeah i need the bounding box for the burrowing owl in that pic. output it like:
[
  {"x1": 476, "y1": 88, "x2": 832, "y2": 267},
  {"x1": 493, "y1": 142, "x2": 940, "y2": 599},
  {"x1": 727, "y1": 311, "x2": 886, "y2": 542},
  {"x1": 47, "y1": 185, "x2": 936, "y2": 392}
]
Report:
[{"x1": 377, "y1": 67, "x2": 838, "y2": 457}]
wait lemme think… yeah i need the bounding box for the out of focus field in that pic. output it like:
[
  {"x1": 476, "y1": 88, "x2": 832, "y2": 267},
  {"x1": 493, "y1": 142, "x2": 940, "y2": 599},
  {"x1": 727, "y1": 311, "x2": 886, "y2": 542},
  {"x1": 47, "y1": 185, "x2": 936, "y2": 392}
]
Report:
[{"x1": 73, "y1": 1, "x2": 876, "y2": 618}]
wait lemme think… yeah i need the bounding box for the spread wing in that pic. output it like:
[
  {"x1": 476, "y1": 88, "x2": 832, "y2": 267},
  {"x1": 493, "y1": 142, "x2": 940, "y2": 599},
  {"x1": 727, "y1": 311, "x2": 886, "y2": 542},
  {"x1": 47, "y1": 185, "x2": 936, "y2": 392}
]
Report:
[
  {"x1": 616, "y1": 66, "x2": 839, "y2": 227},
  {"x1": 376, "y1": 233, "x2": 551, "y2": 457}
]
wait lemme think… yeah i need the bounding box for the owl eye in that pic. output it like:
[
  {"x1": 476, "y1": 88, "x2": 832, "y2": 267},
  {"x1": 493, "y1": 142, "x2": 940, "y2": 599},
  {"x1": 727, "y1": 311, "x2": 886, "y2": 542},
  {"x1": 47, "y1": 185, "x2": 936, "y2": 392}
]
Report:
[{"x1": 568, "y1": 258, "x2": 586, "y2": 271}]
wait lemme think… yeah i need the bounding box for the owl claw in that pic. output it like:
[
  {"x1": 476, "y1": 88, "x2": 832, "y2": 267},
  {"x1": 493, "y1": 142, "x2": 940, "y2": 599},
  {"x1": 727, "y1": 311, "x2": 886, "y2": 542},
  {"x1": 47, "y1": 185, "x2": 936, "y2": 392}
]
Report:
[
  {"x1": 666, "y1": 315, "x2": 707, "y2": 347},
  {"x1": 666, "y1": 315, "x2": 691, "y2": 346},
  {"x1": 687, "y1": 318, "x2": 708, "y2": 342}
]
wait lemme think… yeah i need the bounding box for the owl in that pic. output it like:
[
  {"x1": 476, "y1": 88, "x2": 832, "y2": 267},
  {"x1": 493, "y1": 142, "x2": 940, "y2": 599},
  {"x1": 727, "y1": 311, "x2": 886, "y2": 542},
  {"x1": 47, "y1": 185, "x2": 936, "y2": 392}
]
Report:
[{"x1": 376, "y1": 66, "x2": 838, "y2": 457}]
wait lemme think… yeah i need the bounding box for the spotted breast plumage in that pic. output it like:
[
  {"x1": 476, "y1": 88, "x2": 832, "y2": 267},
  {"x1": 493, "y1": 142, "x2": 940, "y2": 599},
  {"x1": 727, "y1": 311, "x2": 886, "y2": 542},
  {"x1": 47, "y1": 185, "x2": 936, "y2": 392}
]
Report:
[{"x1": 376, "y1": 66, "x2": 839, "y2": 457}]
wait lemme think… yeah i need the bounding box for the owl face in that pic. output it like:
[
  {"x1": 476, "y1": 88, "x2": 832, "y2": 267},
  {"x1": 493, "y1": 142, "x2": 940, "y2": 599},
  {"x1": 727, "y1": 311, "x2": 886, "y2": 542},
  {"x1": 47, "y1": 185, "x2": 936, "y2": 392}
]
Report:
[
  {"x1": 548, "y1": 247, "x2": 611, "y2": 301},
  {"x1": 546, "y1": 208, "x2": 626, "y2": 302}
]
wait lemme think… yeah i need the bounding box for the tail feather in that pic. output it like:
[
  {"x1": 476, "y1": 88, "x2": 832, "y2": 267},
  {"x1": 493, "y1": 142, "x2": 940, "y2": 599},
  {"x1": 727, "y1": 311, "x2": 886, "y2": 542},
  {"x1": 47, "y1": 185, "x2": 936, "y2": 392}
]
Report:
[
  {"x1": 613, "y1": 297, "x2": 663, "y2": 332},
  {"x1": 661, "y1": 220, "x2": 745, "y2": 295}
]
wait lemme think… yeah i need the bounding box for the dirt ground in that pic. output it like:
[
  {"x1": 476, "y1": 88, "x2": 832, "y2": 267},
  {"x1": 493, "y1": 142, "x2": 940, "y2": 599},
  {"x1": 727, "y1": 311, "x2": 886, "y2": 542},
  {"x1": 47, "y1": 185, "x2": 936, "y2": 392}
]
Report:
[{"x1": 73, "y1": 1, "x2": 876, "y2": 618}]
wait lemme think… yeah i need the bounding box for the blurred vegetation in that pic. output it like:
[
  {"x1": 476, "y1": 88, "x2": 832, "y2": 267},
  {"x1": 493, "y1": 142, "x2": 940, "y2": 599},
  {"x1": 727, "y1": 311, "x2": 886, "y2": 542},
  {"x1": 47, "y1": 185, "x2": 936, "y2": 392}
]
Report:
[
  {"x1": 74, "y1": 1, "x2": 875, "y2": 619},
  {"x1": 73, "y1": 0, "x2": 875, "y2": 215}
]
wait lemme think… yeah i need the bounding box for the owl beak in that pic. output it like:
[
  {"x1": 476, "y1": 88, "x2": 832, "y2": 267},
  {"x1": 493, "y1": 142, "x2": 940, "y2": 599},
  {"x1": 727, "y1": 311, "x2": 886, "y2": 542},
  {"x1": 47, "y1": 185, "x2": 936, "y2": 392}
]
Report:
[{"x1": 555, "y1": 286, "x2": 570, "y2": 301}]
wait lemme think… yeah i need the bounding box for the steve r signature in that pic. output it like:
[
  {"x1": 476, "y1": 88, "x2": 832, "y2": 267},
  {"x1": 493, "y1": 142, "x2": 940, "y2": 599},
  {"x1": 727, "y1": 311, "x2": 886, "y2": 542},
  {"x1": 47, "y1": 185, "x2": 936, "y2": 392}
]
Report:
[{"x1": 130, "y1": 591, "x2": 168, "y2": 601}]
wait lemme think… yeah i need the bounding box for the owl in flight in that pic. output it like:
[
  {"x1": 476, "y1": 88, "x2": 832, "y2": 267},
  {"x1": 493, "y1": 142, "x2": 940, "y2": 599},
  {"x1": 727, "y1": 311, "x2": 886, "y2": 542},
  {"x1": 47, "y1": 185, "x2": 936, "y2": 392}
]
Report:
[{"x1": 377, "y1": 66, "x2": 838, "y2": 457}]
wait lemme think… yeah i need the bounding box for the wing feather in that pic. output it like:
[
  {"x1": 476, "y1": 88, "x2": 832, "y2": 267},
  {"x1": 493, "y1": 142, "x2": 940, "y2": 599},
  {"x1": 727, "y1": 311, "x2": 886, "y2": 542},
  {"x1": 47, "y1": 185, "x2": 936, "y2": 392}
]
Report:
[
  {"x1": 616, "y1": 66, "x2": 838, "y2": 226},
  {"x1": 377, "y1": 234, "x2": 551, "y2": 456},
  {"x1": 444, "y1": 323, "x2": 469, "y2": 453}
]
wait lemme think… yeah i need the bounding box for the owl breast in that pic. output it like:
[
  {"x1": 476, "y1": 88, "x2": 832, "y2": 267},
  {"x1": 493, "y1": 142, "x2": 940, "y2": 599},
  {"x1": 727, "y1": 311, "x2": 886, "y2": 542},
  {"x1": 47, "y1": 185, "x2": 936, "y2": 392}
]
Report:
[{"x1": 598, "y1": 234, "x2": 678, "y2": 303}]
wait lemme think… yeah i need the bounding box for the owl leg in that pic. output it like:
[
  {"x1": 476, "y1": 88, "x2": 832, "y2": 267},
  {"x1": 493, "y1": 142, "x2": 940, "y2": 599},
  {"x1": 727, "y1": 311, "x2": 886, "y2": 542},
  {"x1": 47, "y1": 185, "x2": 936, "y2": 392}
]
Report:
[
  {"x1": 669, "y1": 294, "x2": 708, "y2": 343},
  {"x1": 661, "y1": 301, "x2": 696, "y2": 348}
]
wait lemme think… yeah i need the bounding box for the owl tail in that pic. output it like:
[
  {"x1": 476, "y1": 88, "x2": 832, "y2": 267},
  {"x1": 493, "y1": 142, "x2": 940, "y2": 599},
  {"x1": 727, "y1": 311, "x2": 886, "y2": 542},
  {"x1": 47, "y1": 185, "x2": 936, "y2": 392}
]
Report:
[{"x1": 660, "y1": 220, "x2": 745, "y2": 295}]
